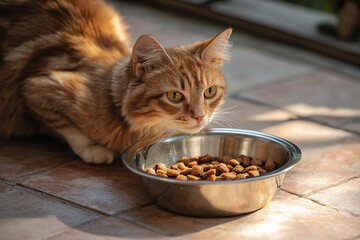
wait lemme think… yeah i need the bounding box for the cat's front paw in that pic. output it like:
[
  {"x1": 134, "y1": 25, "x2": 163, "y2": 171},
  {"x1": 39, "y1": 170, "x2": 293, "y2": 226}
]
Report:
[{"x1": 78, "y1": 145, "x2": 114, "y2": 164}]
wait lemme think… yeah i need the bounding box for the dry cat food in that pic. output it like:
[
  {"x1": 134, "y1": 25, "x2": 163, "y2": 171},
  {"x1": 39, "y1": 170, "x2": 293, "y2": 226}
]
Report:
[{"x1": 145, "y1": 154, "x2": 277, "y2": 181}]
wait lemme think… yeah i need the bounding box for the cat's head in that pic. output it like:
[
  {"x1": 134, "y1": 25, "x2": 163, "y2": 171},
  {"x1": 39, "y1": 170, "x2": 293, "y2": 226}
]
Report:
[{"x1": 122, "y1": 28, "x2": 232, "y2": 135}]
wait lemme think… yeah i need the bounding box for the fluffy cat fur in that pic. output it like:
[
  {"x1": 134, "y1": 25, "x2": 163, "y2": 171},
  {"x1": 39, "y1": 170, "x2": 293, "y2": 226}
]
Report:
[{"x1": 0, "y1": 0, "x2": 232, "y2": 164}]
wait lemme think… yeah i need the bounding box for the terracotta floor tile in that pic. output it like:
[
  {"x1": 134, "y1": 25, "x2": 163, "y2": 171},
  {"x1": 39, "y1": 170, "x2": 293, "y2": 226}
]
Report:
[
  {"x1": 0, "y1": 183, "x2": 100, "y2": 240},
  {"x1": 0, "y1": 138, "x2": 75, "y2": 181},
  {"x1": 121, "y1": 190, "x2": 360, "y2": 240},
  {"x1": 223, "y1": 46, "x2": 313, "y2": 93},
  {"x1": 308, "y1": 178, "x2": 360, "y2": 217},
  {"x1": 238, "y1": 71, "x2": 360, "y2": 127},
  {"x1": 19, "y1": 161, "x2": 151, "y2": 215},
  {"x1": 263, "y1": 120, "x2": 360, "y2": 196},
  {"x1": 340, "y1": 118, "x2": 360, "y2": 134},
  {"x1": 119, "y1": 205, "x2": 235, "y2": 237},
  {"x1": 208, "y1": 98, "x2": 295, "y2": 131},
  {"x1": 48, "y1": 216, "x2": 169, "y2": 240}
]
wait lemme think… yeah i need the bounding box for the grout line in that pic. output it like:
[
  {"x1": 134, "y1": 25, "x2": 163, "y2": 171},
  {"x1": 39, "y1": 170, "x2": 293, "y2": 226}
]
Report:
[
  {"x1": 230, "y1": 95, "x2": 360, "y2": 136},
  {"x1": 14, "y1": 183, "x2": 110, "y2": 217},
  {"x1": 281, "y1": 176, "x2": 360, "y2": 218},
  {"x1": 113, "y1": 203, "x2": 154, "y2": 215},
  {"x1": 237, "y1": 42, "x2": 360, "y2": 80},
  {"x1": 11, "y1": 160, "x2": 74, "y2": 183},
  {"x1": 117, "y1": 213, "x2": 178, "y2": 237},
  {"x1": 344, "y1": 234, "x2": 360, "y2": 240},
  {"x1": 297, "y1": 116, "x2": 360, "y2": 136},
  {"x1": 3, "y1": 181, "x2": 167, "y2": 239},
  {"x1": 301, "y1": 175, "x2": 360, "y2": 198},
  {"x1": 42, "y1": 216, "x2": 110, "y2": 240},
  {"x1": 303, "y1": 194, "x2": 360, "y2": 220},
  {"x1": 230, "y1": 94, "x2": 298, "y2": 114},
  {"x1": 12, "y1": 181, "x2": 159, "y2": 219},
  {"x1": 0, "y1": 178, "x2": 16, "y2": 186},
  {"x1": 233, "y1": 68, "x2": 317, "y2": 94},
  {"x1": 2, "y1": 180, "x2": 116, "y2": 239}
]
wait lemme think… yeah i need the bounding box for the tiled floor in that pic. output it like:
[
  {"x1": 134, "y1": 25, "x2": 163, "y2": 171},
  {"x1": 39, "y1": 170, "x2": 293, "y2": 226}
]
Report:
[{"x1": 1, "y1": 1, "x2": 360, "y2": 240}]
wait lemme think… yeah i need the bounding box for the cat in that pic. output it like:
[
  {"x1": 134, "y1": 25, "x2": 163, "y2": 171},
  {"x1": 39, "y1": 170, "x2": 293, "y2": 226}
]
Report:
[{"x1": 0, "y1": 0, "x2": 232, "y2": 164}]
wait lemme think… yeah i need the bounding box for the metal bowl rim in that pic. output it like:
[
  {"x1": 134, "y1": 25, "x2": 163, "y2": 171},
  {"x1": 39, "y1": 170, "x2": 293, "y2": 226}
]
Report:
[{"x1": 122, "y1": 128, "x2": 301, "y2": 186}]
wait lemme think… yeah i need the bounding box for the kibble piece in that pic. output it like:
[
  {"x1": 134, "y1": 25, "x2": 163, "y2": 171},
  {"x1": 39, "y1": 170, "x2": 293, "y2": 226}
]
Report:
[
  {"x1": 187, "y1": 174, "x2": 200, "y2": 181},
  {"x1": 242, "y1": 156, "x2": 251, "y2": 167},
  {"x1": 206, "y1": 174, "x2": 217, "y2": 181},
  {"x1": 167, "y1": 169, "x2": 181, "y2": 177},
  {"x1": 180, "y1": 156, "x2": 191, "y2": 165},
  {"x1": 176, "y1": 162, "x2": 187, "y2": 170},
  {"x1": 236, "y1": 157, "x2": 243, "y2": 165},
  {"x1": 229, "y1": 159, "x2": 240, "y2": 166},
  {"x1": 157, "y1": 173, "x2": 168, "y2": 178},
  {"x1": 180, "y1": 168, "x2": 192, "y2": 175},
  {"x1": 235, "y1": 173, "x2": 248, "y2": 180},
  {"x1": 220, "y1": 172, "x2": 236, "y2": 180},
  {"x1": 222, "y1": 155, "x2": 233, "y2": 164},
  {"x1": 176, "y1": 174, "x2": 188, "y2": 180},
  {"x1": 258, "y1": 167, "x2": 267, "y2": 175},
  {"x1": 155, "y1": 163, "x2": 167, "y2": 171},
  {"x1": 238, "y1": 155, "x2": 247, "y2": 161},
  {"x1": 217, "y1": 163, "x2": 230, "y2": 173},
  {"x1": 202, "y1": 169, "x2": 216, "y2": 179},
  {"x1": 215, "y1": 176, "x2": 224, "y2": 181},
  {"x1": 191, "y1": 165, "x2": 204, "y2": 177},
  {"x1": 156, "y1": 169, "x2": 167, "y2": 175},
  {"x1": 226, "y1": 164, "x2": 234, "y2": 171},
  {"x1": 251, "y1": 158, "x2": 263, "y2": 167},
  {"x1": 232, "y1": 165, "x2": 244, "y2": 173},
  {"x1": 211, "y1": 160, "x2": 220, "y2": 165},
  {"x1": 245, "y1": 165, "x2": 258, "y2": 172},
  {"x1": 146, "y1": 167, "x2": 156, "y2": 175},
  {"x1": 198, "y1": 154, "x2": 213, "y2": 163},
  {"x1": 188, "y1": 161, "x2": 198, "y2": 167},
  {"x1": 201, "y1": 163, "x2": 213, "y2": 171},
  {"x1": 264, "y1": 159, "x2": 276, "y2": 172},
  {"x1": 171, "y1": 163, "x2": 179, "y2": 170},
  {"x1": 248, "y1": 169, "x2": 260, "y2": 177}
]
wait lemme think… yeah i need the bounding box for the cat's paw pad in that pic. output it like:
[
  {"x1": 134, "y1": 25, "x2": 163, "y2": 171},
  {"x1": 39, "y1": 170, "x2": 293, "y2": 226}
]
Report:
[{"x1": 79, "y1": 145, "x2": 114, "y2": 164}]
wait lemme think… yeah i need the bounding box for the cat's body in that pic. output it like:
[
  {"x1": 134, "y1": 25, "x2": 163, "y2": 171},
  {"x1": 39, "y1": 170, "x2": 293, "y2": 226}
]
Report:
[{"x1": 0, "y1": 0, "x2": 232, "y2": 164}]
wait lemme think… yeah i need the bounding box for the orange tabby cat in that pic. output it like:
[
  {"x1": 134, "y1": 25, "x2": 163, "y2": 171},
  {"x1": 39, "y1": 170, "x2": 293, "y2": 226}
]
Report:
[{"x1": 0, "y1": 0, "x2": 232, "y2": 164}]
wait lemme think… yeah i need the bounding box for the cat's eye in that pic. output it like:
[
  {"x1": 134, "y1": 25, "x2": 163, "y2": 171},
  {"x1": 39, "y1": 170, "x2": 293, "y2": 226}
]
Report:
[
  {"x1": 167, "y1": 91, "x2": 183, "y2": 102},
  {"x1": 204, "y1": 86, "x2": 217, "y2": 98}
]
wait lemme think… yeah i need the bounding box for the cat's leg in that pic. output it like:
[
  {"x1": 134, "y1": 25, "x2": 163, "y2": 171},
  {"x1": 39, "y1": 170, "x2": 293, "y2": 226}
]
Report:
[
  {"x1": 57, "y1": 127, "x2": 114, "y2": 164},
  {"x1": 23, "y1": 74, "x2": 114, "y2": 164}
]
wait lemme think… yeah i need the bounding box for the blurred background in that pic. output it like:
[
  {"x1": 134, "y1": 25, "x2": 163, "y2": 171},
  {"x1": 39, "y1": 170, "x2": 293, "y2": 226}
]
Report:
[{"x1": 126, "y1": 0, "x2": 359, "y2": 66}]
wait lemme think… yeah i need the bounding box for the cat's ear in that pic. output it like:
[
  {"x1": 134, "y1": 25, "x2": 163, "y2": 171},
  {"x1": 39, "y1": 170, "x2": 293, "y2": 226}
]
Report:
[
  {"x1": 131, "y1": 35, "x2": 172, "y2": 78},
  {"x1": 201, "y1": 28, "x2": 232, "y2": 65}
]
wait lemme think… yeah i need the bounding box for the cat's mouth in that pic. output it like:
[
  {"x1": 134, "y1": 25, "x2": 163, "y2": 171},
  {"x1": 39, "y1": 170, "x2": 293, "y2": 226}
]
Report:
[
  {"x1": 179, "y1": 122, "x2": 207, "y2": 134},
  {"x1": 174, "y1": 117, "x2": 208, "y2": 133}
]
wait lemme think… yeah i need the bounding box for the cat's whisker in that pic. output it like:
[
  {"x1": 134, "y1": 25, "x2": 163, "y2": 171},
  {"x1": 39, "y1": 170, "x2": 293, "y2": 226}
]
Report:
[
  {"x1": 214, "y1": 116, "x2": 241, "y2": 127},
  {"x1": 216, "y1": 104, "x2": 242, "y2": 113},
  {"x1": 215, "y1": 106, "x2": 247, "y2": 116},
  {"x1": 210, "y1": 115, "x2": 243, "y2": 129},
  {"x1": 211, "y1": 120, "x2": 234, "y2": 128}
]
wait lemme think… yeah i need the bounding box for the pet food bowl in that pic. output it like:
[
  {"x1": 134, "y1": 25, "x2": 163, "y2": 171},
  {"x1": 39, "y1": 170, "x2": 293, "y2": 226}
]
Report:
[{"x1": 122, "y1": 128, "x2": 301, "y2": 217}]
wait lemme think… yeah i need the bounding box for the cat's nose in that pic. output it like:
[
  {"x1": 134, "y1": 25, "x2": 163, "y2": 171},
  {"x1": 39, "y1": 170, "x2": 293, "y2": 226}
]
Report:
[{"x1": 192, "y1": 115, "x2": 204, "y2": 123}]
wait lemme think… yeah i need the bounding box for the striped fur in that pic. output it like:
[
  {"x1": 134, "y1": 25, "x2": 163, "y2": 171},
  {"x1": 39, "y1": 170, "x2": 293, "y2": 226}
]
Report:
[{"x1": 0, "y1": 0, "x2": 232, "y2": 164}]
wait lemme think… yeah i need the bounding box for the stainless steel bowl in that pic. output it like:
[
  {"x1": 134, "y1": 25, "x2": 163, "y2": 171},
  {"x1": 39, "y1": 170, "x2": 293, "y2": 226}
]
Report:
[{"x1": 122, "y1": 128, "x2": 301, "y2": 217}]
